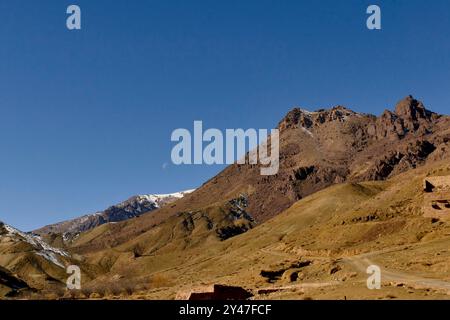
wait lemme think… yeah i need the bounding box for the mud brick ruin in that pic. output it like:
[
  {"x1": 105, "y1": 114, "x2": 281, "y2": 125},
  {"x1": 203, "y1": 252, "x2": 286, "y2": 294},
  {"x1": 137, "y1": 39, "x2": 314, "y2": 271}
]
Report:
[{"x1": 423, "y1": 176, "x2": 450, "y2": 218}]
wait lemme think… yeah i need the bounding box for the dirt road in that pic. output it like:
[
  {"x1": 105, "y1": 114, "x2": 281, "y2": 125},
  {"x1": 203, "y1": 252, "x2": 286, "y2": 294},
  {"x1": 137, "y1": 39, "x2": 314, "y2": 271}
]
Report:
[{"x1": 342, "y1": 246, "x2": 450, "y2": 292}]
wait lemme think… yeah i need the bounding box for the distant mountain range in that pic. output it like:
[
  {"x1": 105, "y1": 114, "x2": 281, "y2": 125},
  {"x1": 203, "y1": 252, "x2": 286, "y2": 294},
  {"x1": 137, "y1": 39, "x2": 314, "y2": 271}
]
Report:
[
  {"x1": 1, "y1": 95, "x2": 450, "y2": 300},
  {"x1": 33, "y1": 190, "x2": 194, "y2": 241}
]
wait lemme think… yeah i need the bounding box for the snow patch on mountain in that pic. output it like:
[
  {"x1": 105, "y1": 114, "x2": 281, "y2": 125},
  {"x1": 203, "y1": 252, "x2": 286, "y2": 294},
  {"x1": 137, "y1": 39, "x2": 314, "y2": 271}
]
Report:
[
  {"x1": 33, "y1": 189, "x2": 195, "y2": 240},
  {"x1": 301, "y1": 126, "x2": 314, "y2": 137},
  {"x1": 3, "y1": 223, "x2": 68, "y2": 268},
  {"x1": 298, "y1": 108, "x2": 318, "y2": 116},
  {"x1": 139, "y1": 189, "x2": 196, "y2": 207}
]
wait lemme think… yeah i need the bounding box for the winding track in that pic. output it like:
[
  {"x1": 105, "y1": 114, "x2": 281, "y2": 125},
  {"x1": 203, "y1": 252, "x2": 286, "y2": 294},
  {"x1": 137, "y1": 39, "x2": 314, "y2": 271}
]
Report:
[
  {"x1": 260, "y1": 239, "x2": 450, "y2": 293},
  {"x1": 342, "y1": 239, "x2": 450, "y2": 292}
]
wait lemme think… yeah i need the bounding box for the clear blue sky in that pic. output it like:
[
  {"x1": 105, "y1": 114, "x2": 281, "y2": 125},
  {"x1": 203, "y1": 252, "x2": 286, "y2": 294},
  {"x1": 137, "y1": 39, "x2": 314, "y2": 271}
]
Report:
[{"x1": 0, "y1": 0, "x2": 449, "y2": 230}]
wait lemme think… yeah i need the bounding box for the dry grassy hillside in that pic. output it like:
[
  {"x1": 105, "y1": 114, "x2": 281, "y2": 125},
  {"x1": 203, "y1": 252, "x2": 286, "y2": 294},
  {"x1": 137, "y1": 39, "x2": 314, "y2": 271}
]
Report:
[
  {"x1": 3, "y1": 97, "x2": 449, "y2": 300},
  {"x1": 0, "y1": 223, "x2": 102, "y2": 298},
  {"x1": 53, "y1": 159, "x2": 450, "y2": 300}
]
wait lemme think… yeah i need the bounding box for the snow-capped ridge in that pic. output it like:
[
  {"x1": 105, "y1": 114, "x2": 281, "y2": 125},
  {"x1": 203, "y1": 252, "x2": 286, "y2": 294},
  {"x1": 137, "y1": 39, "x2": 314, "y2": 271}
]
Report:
[
  {"x1": 135, "y1": 189, "x2": 196, "y2": 207},
  {"x1": 33, "y1": 189, "x2": 195, "y2": 240},
  {"x1": 2, "y1": 223, "x2": 68, "y2": 268}
]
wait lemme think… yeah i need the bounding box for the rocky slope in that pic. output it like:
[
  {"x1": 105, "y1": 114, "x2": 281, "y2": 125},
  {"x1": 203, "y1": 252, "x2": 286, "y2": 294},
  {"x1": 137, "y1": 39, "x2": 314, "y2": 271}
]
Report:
[
  {"x1": 0, "y1": 221, "x2": 69, "y2": 268},
  {"x1": 77, "y1": 159, "x2": 450, "y2": 300},
  {"x1": 62, "y1": 96, "x2": 450, "y2": 254},
  {"x1": 33, "y1": 190, "x2": 194, "y2": 241},
  {"x1": 0, "y1": 265, "x2": 31, "y2": 297},
  {"x1": 0, "y1": 221, "x2": 81, "y2": 293},
  {"x1": 3, "y1": 95, "x2": 449, "y2": 299},
  {"x1": 223, "y1": 95, "x2": 449, "y2": 222}
]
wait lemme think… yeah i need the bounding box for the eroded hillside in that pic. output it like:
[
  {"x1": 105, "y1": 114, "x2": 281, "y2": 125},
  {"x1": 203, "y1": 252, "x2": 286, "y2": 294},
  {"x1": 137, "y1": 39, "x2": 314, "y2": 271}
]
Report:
[
  {"x1": 61, "y1": 160, "x2": 450, "y2": 300},
  {"x1": 59, "y1": 96, "x2": 450, "y2": 254}
]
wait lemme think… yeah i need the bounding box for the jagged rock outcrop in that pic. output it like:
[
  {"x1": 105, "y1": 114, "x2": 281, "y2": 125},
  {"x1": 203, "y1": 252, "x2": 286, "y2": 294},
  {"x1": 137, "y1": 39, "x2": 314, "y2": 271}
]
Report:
[
  {"x1": 0, "y1": 265, "x2": 31, "y2": 297},
  {"x1": 167, "y1": 95, "x2": 449, "y2": 223}
]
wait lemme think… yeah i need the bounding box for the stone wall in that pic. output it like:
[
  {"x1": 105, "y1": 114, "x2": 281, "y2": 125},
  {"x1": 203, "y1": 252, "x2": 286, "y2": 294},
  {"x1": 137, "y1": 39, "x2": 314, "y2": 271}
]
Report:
[
  {"x1": 424, "y1": 176, "x2": 450, "y2": 192},
  {"x1": 423, "y1": 176, "x2": 450, "y2": 218}
]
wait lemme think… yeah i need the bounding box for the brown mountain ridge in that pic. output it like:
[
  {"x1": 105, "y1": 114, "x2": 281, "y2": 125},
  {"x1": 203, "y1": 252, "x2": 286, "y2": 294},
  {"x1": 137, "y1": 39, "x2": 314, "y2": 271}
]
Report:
[
  {"x1": 64, "y1": 95, "x2": 450, "y2": 254},
  {"x1": 1, "y1": 95, "x2": 450, "y2": 299}
]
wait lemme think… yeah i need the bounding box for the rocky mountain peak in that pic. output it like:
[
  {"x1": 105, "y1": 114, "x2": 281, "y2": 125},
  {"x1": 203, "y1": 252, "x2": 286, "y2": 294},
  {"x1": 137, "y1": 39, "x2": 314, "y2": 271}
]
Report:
[
  {"x1": 325, "y1": 105, "x2": 361, "y2": 121},
  {"x1": 278, "y1": 105, "x2": 363, "y2": 131},
  {"x1": 395, "y1": 95, "x2": 433, "y2": 121},
  {"x1": 278, "y1": 108, "x2": 313, "y2": 130},
  {"x1": 362, "y1": 96, "x2": 441, "y2": 141}
]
